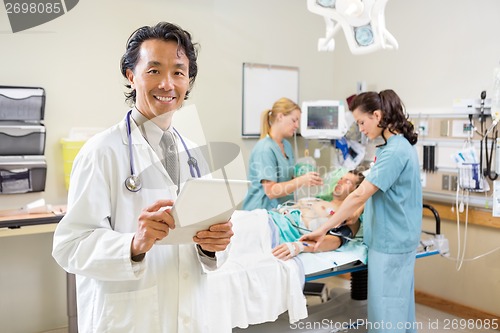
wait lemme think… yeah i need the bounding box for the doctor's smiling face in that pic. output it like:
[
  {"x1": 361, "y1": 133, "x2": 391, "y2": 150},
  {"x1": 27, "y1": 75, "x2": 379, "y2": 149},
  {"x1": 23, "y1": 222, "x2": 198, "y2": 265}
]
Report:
[
  {"x1": 120, "y1": 22, "x2": 198, "y2": 125},
  {"x1": 126, "y1": 39, "x2": 190, "y2": 123}
]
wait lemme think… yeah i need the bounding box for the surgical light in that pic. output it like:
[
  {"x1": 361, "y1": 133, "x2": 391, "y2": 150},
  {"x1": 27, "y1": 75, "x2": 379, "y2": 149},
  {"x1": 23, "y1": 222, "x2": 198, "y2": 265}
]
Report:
[
  {"x1": 317, "y1": 0, "x2": 336, "y2": 8},
  {"x1": 355, "y1": 25, "x2": 374, "y2": 46},
  {"x1": 336, "y1": 0, "x2": 364, "y2": 17},
  {"x1": 307, "y1": 0, "x2": 398, "y2": 55}
]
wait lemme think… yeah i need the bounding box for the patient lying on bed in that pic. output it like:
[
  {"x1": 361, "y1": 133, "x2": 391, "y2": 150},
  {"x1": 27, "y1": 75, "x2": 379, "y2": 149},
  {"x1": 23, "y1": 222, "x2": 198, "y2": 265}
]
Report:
[
  {"x1": 269, "y1": 169, "x2": 365, "y2": 261},
  {"x1": 205, "y1": 169, "x2": 365, "y2": 330}
]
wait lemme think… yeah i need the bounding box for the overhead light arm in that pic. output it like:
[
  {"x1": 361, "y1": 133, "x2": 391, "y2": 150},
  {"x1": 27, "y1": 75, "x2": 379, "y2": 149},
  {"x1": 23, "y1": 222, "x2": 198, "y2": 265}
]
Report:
[{"x1": 307, "y1": 0, "x2": 398, "y2": 55}]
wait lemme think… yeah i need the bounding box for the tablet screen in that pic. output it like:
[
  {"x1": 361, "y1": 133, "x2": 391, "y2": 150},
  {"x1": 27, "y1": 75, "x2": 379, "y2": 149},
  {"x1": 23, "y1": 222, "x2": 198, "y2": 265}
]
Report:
[{"x1": 156, "y1": 178, "x2": 250, "y2": 245}]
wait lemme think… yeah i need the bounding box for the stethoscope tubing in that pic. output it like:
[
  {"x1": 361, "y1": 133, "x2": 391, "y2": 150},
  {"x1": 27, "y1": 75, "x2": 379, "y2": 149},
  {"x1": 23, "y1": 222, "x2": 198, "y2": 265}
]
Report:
[
  {"x1": 126, "y1": 110, "x2": 136, "y2": 177},
  {"x1": 124, "y1": 110, "x2": 201, "y2": 192},
  {"x1": 173, "y1": 127, "x2": 201, "y2": 178}
]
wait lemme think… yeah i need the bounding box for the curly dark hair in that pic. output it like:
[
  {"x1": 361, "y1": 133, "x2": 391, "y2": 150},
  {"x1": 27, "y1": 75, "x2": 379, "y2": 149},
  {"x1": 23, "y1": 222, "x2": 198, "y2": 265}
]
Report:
[
  {"x1": 349, "y1": 89, "x2": 418, "y2": 146},
  {"x1": 120, "y1": 22, "x2": 199, "y2": 105}
]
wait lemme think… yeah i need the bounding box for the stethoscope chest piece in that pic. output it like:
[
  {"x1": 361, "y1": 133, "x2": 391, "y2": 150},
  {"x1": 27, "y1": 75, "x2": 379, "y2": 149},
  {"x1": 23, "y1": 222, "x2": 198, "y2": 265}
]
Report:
[
  {"x1": 188, "y1": 156, "x2": 198, "y2": 168},
  {"x1": 125, "y1": 175, "x2": 142, "y2": 192}
]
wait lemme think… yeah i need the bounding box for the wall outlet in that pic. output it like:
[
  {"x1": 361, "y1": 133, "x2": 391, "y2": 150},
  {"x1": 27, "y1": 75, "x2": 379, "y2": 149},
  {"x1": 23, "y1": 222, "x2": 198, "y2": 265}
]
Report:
[
  {"x1": 450, "y1": 175, "x2": 458, "y2": 191},
  {"x1": 442, "y1": 174, "x2": 450, "y2": 190},
  {"x1": 451, "y1": 120, "x2": 473, "y2": 138},
  {"x1": 440, "y1": 120, "x2": 450, "y2": 137}
]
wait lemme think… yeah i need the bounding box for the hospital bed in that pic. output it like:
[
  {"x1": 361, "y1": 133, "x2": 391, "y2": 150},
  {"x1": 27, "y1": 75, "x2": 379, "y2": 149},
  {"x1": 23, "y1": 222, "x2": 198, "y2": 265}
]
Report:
[{"x1": 205, "y1": 204, "x2": 446, "y2": 332}]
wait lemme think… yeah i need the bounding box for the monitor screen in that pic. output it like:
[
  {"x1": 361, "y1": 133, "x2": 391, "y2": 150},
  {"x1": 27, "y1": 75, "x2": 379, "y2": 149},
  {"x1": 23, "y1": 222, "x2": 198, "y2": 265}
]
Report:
[
  {"x1": 300, "y1": 100, "x2": 347, "y2": 139},
  {"x1": 306, "y1": 105, "x2": 340, "y2": 130}
]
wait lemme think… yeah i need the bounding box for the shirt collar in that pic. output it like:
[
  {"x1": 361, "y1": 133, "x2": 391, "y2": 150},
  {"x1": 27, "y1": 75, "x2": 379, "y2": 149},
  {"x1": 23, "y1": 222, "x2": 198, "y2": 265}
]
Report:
[{"x1": 131, "y1": 107, "x2": 170, "y2": 146}]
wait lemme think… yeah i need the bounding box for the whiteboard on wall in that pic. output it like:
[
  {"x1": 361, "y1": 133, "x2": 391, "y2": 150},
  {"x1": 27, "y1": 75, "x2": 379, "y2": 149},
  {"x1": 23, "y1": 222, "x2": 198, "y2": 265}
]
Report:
[{"x1": 242, "y1": 63, "x2": 299, "y2": 137}]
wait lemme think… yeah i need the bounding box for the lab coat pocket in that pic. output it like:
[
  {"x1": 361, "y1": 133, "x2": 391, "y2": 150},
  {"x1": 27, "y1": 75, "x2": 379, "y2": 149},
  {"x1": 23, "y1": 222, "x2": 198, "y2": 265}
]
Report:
[{"x1": 95, "y1": 285, "x2": 161, "y2": 333}]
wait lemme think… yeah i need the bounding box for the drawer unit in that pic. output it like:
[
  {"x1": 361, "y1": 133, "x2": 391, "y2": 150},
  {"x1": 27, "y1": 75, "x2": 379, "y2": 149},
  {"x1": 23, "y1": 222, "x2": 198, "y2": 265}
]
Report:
[
  {"x1": 0, "y1": 121, "x2": 46, "y2": 155},
  {"x1": 0, "y1": 156, "x2": 47, "y2": 194},
  {"x1": 0, "y1": 86, "x2": 45, "y2": 121},
  {"x1": 0, "y1": 86, "x2": 47, "y2": 194}
]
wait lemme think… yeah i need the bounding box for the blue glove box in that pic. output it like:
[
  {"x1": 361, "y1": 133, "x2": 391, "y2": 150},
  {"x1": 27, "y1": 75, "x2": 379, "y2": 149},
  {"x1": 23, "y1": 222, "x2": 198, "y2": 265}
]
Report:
[{"x1": 0, "y1": 156, "x2": 46, "y2": 194}]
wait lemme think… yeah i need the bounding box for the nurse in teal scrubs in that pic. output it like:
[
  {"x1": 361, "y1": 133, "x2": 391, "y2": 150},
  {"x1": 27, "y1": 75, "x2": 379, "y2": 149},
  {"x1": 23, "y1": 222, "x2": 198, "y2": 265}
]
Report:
[
  {"x1": 301, "y1": 90, "x2": 422, "y2": 333},
  {"x1": 242, "y1": 97, "x2": 323, "y2": 211}
]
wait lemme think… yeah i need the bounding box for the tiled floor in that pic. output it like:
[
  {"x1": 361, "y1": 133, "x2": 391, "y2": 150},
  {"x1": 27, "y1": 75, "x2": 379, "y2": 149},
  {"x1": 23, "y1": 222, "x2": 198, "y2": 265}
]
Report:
[
  {"x1": 41, "y1": 278, "x2": 499, "y2": 333},
  {"x1": 234, "y1": 276, "x2": 498, "y2": 333},
  {"x1": 306, "y1": 276, "x2": 499, "y2": 333},
  {"x1": 415, "y1": 304, "x2": 499, "y2": 333}
]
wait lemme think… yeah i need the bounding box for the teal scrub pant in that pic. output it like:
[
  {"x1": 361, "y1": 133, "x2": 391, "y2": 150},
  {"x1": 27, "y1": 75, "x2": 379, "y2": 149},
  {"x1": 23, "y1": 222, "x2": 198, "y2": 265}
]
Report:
[{"x1": 367, "y1": 248, "x2": 418, "y2": 333}]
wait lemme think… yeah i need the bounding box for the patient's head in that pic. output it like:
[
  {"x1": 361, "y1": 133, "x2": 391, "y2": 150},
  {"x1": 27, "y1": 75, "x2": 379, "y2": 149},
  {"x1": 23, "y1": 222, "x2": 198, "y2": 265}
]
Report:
[{"x1": 332, "y1": 169, "x2": 365, "y2": 200}]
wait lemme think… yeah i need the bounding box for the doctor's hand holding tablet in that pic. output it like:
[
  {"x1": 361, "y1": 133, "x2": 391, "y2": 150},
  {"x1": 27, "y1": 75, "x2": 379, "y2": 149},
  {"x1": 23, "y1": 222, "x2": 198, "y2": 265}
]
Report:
[
  {"x1": 132, "y1": 177, "x2": 249, "y2": 260},
  {"x1": 131, "y1": 197, "x2": 234, "y2": 260},
  {"x1": 131, "y1": 199, "x2": 176, "y2": 261},
  {"x1": 148, "y1": 178, "x2": 250, "y2": 253}
]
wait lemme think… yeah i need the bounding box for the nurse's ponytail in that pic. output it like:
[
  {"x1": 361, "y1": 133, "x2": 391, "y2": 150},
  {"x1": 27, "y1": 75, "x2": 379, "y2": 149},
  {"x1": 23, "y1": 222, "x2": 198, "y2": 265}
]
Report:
[
  {"x1": 259, "y1": 97, "x2": 300, "y2": 140},
  {"x1": 378, "y1": 90, "x2": 418, "y2": 146},
  {"x1": 350, "y1": 90, "x2": 418, "y2": 146},
  {"x1": 260, "y1": 108, "x2": 273, "y2": 139}
]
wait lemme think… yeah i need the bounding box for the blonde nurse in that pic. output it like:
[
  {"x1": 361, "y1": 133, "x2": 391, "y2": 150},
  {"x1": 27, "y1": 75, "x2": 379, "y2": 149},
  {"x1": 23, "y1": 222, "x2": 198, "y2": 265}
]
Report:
[{"x1": 243, "y1": 97, "x2": 323, "y2": 210}]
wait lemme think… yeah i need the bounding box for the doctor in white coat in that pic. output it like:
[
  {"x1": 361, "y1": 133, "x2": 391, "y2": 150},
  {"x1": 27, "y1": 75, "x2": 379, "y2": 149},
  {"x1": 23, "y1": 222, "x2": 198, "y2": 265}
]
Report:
[{"x1": 52, "y1": 22, "x2": 233, "y2": 333}]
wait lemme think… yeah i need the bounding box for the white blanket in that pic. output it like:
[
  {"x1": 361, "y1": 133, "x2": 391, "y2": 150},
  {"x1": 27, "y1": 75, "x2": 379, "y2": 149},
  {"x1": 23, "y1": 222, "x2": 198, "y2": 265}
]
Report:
[{"x1": 207, "y1": 209, "x2": 308, "y2": 331}]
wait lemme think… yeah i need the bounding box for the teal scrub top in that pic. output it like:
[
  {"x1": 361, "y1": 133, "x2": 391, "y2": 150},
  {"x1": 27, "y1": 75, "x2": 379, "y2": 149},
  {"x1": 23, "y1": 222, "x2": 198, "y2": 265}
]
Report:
[
  {"x1": 242, "y1": 136, "x2": 295, "y2": 210},
  {"x1": 364, "y1": 135, "x2": 422, "y2": 254}
]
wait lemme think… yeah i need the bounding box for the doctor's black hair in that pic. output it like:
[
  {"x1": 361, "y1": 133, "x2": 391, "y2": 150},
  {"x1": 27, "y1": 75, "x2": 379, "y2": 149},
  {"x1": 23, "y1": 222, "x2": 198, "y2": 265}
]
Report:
[
  {"x1": 120, "y1": 22, "x2": 199, "y2": 106},
  {"x1": 349, "y1": 89, "x2": 418, "y2": 146}
]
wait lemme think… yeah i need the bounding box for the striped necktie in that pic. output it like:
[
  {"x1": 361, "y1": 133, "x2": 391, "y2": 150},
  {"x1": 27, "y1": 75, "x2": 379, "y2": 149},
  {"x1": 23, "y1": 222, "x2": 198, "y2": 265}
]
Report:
[{"x1": 160, "y1": 130, "x2": 179, "y2": 188}]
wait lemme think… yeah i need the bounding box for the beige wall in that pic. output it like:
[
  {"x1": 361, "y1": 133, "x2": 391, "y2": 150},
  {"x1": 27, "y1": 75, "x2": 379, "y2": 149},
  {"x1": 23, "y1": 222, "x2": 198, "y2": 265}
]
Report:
[{"x1": 1, "y1": 0, "x2": 499, "y2": 331}]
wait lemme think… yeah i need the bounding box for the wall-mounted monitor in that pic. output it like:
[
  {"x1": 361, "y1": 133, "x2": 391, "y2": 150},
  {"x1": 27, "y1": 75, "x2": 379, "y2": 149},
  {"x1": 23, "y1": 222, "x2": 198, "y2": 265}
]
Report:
[{"x1": 300, "y1": 100, "x2": 348, "y2": 139}]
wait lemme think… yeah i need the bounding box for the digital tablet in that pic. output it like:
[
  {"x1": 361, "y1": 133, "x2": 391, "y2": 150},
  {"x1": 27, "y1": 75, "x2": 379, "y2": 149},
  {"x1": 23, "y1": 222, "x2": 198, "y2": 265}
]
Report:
[{"x1": 156, "y1": 178, "x2": 250, "y2": 245}]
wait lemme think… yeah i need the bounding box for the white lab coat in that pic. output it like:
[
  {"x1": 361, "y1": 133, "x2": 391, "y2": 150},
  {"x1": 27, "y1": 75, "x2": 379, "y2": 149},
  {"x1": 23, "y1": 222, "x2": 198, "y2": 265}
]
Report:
[{"x1": 53, "y1": 114, "x2": 221, "y2": 333}]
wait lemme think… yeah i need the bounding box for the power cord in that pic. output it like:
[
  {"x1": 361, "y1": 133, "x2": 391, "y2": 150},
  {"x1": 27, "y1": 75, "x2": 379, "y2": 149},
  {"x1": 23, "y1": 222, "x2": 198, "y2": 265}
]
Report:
[{"x1": 454, "y1": 184, "x2": 469, "y2": 271}]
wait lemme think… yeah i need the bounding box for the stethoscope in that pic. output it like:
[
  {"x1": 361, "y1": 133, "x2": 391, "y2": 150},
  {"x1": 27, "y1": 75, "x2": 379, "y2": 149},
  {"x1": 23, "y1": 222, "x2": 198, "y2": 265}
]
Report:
[{"x1": 124, "y1": 110, "x2": 201, "y2": 192}]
